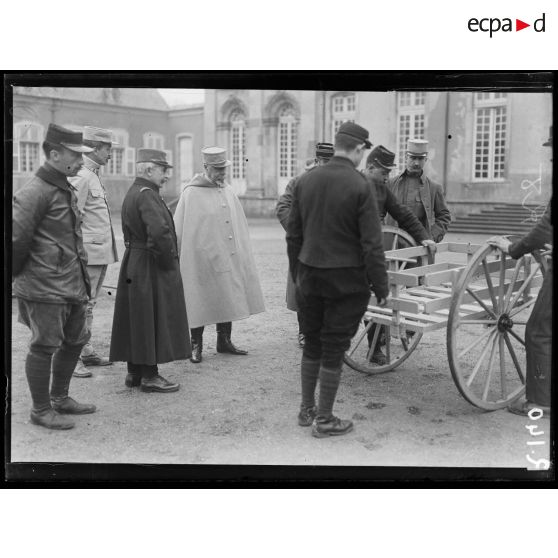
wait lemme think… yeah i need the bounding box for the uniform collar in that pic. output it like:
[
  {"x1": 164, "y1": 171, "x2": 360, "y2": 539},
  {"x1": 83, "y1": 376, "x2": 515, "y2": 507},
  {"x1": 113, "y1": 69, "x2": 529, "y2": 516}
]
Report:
[
  {"x1": 36, "y1": 163, "x2": 74, "y2": 191},
  {"x1": 403, "y1": 169, "x2": 425, "y2": 183},
  {"x1": 134, "y1": 176, "x2": 160, "y2": 191},
  {"x1": 83, "y1": 154, "x2": 101, "y2": 174},
  {"x1": 329, "y1": 155, "x2": 357, "y2": 168}
]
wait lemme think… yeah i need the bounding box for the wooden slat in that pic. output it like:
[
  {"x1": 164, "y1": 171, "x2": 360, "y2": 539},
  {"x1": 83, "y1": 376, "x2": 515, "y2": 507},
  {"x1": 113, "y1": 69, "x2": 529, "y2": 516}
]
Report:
[
  {"x1": 388, "y1": 270, "x2": 420, "y2": 287},
  {"x1": 398, "y1": 262, "x2": 464, "y2": 277},
  {"x1": 366, "y1": 306, "x2": 447, "y2": 324},
  {"x1": 388, "y1": 297, "x2": 422, "y2": 314},
  {"x1": 447, "y1": 242, "x2": 483, "y2": 254},
  {"x1": 422, "y1": 268, "x2": 462, "y2": 287},
  {"x1": 363, "y1": 312, "x2": 446, "y2": 333}
]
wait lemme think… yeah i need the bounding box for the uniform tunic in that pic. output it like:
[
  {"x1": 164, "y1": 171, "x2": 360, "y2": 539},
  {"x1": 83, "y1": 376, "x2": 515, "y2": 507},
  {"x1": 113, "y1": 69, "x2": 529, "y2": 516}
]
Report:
[
  {"x1": 386, "y1": 170, "x2": 451, "y2": 242},
  {"x1": 70, "y1": 155, "x2": 118, "y2": 265},
  {"x1": 109, "y1": 177, "x2": 190, "y2": 365}
]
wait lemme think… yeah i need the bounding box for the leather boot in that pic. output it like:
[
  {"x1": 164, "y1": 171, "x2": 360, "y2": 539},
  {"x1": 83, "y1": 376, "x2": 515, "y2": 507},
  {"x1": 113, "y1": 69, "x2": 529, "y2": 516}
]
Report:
[
  {"x1": 190, "y1": 327, "x2": 203, "y2": 363},
  {"x1": 216, "y1": 322, "x2": 247, "y2": 355}
]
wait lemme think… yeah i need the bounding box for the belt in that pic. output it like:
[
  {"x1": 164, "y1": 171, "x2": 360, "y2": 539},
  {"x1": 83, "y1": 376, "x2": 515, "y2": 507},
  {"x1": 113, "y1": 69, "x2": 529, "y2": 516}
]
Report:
[{"x1": 125, "y1": 241, "x2": 149, "y2": 250}]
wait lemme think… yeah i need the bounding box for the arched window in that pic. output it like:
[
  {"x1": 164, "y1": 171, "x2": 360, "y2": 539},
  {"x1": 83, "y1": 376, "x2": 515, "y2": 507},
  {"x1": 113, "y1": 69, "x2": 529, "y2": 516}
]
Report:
[
  {"x1": 230, "y1": 110, "x2": 246, "y2": 181},
  {"x1": 13, "y1": 121, "x2": 44, "y2": 173},
  {"x1": 331, "y1": 93, "x2": 356, "y2": 138},
  {"x1": 278, "y1": 104, "x2": 298, "y2": 181}
]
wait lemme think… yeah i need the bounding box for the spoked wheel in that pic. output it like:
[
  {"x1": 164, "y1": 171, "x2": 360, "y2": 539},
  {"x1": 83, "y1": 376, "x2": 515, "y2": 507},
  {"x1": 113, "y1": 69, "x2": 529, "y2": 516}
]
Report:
[
  {"x1": 344, "y1": 311, "x2": 423, "y2": 374},
  {"x1": 381, "y1": 225, "x2": 417, "y2": 266},
  {"x1": 447, "y1": 243, "x2": 546, "y2": 410},
  {"x1": 344, "y1": 226, "x2": 422, "y2": 375}
]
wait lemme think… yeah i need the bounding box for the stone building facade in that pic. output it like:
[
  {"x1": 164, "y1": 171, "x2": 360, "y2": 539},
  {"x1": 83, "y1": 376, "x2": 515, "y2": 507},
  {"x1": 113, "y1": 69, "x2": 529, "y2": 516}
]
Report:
[
  {"x1": 12, "y1": 87, "x2": 552, "y2": 217},
  {"x1": 12, "y1": 87, "x2": 204, "y2": 210},
  {"x1": 204, "y1": 89, "x2": 553, "y2": 217}
]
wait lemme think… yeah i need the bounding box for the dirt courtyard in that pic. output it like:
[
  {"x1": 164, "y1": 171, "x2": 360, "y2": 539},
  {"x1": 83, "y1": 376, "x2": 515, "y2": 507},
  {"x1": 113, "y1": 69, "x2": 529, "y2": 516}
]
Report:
[{"x1": 9, "y1": 218, "x2": 552, "y2": 471}]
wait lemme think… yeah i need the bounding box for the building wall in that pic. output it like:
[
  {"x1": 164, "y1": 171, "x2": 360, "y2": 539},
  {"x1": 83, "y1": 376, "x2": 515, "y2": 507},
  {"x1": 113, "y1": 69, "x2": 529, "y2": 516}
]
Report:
[
  {"x1": 12, "y1": 89, "x2": 204, "y2": 212},
  {"x1": 206, "y1": 89, "x2": 552, "y2": 217}
]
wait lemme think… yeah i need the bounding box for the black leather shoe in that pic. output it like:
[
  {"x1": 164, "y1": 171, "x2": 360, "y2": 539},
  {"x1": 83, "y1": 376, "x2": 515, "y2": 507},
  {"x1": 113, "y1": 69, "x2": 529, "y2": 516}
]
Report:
[
  {"x1": 140, "y1": 375, "x2": 180, "y2": 393},
  {"x1": 298, "y1": 405, "x2": 317, "y2": 427},
  {"x1": 190, "y1": 340, "x2": 202, "y2": 363},
  {"x1": 125, "y1": 373, "x2": 141, "y2": 387},
  {"x1": 30, "y1": 408, "x2": 75, "y2": 430},
  {"x1": 311, "y1": 416, "x2": 354, "y2": 438},
  {"x1": 51, "y1": 396, "x2": 97, "y2": 415},
  {"x1": 370, "y1": 347, "x2": 387, "y2": 366},
  {"x1": 216, "y1": 334, "x2": 248, "y2": 355}
]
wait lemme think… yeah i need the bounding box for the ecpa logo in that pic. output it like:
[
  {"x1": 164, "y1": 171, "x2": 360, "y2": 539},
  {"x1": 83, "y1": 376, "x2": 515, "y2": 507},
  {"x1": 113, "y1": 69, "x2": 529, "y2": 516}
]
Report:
[{"x1": 468, "y1": 13, "x2": 546, "y2": 37}]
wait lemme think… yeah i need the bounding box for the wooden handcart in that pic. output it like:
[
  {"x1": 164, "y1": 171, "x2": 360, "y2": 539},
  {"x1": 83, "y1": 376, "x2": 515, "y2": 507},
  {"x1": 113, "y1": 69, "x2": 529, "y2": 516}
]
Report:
[{"x1": 344, "y1": 227, "x2": 548, "y2": 410}]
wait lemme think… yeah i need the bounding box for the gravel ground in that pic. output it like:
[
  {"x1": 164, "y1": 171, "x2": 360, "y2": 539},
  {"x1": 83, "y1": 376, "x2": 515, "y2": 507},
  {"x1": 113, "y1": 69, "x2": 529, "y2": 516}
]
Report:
[{"x1": 9, "y1": 218, "x2": 552, "y2": 470}]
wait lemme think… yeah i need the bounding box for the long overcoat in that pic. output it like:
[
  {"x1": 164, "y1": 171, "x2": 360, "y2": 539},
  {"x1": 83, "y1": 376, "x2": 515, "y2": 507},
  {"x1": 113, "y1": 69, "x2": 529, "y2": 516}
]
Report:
[
  {"x1": 173, "y1": 173, "x2": 265, "y2": 328},
  {"x1": 275, "y1": 172, "x2": 306, "y2": 311},
  {"x1": 110, "y1": 177, "x2": 190, "y2": 365}
]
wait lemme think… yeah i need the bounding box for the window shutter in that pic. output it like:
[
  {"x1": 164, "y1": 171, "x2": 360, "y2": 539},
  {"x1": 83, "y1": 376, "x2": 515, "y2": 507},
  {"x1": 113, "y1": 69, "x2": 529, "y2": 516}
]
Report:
[{"x1": 125, "y1": 147, "x2": 136, "y2": 176}]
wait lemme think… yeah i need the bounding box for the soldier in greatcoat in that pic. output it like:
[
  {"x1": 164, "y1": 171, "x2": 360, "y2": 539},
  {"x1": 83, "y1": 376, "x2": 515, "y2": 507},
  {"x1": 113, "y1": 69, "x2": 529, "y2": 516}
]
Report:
[
  {"x1": 109, "y1": 149, "x2": 191, "y2": 392},
  {"x1": 174, "y1": 147, "x2": 265, "y2": 364}
]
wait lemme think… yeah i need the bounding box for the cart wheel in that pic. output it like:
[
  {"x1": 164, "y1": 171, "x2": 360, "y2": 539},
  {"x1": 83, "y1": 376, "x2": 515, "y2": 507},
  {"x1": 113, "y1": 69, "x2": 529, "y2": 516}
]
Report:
[
  {"x1": 344, "y1": 313, "x2": 423, "y2": 374},
  {"x1": 447, "y1": 243, "x2": 546, "y2": 410},
  {"x1": 381, "y1": 225, "x2": 417, "y2": 269},
  {"x1": 344, "y1": 226, "x2": 422, "y2": 374}
]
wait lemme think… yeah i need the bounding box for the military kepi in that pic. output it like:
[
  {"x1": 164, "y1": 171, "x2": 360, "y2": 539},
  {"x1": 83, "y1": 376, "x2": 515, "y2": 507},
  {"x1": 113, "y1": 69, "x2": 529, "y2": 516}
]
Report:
[
  {"x1": 83, "y1": 125, "x2": 119, "y2": 145},
  {"x1": 315, "y1": 142, "x2": 334, "y2": 159},
  {"x1": 335, "y1": 122, "x2": 372, "y2": 149},
  {"x1": 406, "y1": 139, "x2": 428, "y2": 157},
  {"x1": 45, "y1": 123, "x2": 94, "y2": 153},
  {"x1": 367, "y1": 145, "x2": 397, "y2": 169},
  {"x1": 202, "y1": 146, "x2": 231, "y2": 167},
  {"x1": 137, "y1": 148, "x2": 173, "y2": 168}
]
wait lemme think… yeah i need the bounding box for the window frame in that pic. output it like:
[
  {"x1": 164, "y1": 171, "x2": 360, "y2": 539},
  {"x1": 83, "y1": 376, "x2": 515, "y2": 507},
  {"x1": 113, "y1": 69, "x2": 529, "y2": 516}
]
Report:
[
  {"x1": 472, "y1": 93, "x2": 508, "y2": 182},
  {"x1": 331, "y1": 92, "x2": 356, "y2": 139},
  {"x1": 13, "y1": 121, "x2": 44, "y2": 174},
  {"x1": 396, "y1": 92, "x2": 426, "y2": 172}
]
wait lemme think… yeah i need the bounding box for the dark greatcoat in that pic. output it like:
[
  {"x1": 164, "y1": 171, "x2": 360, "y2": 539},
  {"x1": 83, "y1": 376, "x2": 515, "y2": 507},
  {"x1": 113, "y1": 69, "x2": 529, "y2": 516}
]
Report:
[{"x1": 109, "y1": 177, "x2": 191, "y2": 365}]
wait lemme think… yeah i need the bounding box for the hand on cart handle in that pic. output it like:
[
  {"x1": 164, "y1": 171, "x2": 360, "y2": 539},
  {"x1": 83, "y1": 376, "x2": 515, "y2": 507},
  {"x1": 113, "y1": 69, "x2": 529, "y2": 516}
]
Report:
[
  {"x1": 486, "y1": 235, "x2": 511, "y2": 254},
  {"x1": 376, "y1": 294, "x2": 390, "y2": 308},
  {"x1": 421, "y1": 239, "x2": 437, "y2": 254}
]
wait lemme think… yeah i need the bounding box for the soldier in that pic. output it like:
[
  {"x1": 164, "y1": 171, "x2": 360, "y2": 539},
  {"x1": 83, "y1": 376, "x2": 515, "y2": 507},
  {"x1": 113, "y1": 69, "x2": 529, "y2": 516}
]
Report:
[
  {"x1": 276, "y1": 142, "x2": 335, "y2": 347},
  {"x1": 487, "y1": 126, "x2": 553, "y2": 417},
  {"x1": 385, "y1": 139, "x2": 451, "y2": 242},
  {"x1": 109, "y1": 149, "x2": 190, "y2": 392},
  {"x1": 13, "y1": 124, "x2": 96, "y2": 430},
  {"x1": 70, "y1": 126, "x2": 119, "y2": 376},
  {"x1": 174, "y1": 147, "x2": 265, "y2": 364},
  {"x1": 287, "y1": 122, "x2": 389, "y2": 438},
  {"x1": 363, "y1": 145, "x2": 436, "y2": 365}
]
